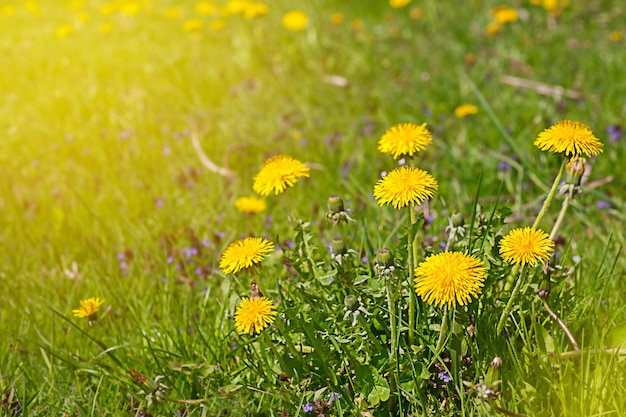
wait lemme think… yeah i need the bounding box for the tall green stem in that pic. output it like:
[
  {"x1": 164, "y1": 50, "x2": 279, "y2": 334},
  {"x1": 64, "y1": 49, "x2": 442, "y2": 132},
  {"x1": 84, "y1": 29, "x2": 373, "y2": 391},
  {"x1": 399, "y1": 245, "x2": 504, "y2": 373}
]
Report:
[
  {"x1": 549, "y1": 193, "x2": 571, "y2": 240},
  {"x1": 407, "y1": 205, "x2": 417, "y2": 345},
  {"x1": 386, "y1": 278, "x2": 398, "y2": 357},
  {"x1": 496, "y1": 267, "x2": 527, "y2": 335},
  {"x1": 531, "y1": 159, "x2": 566, "y2": 229},
  {"x1": 434, "y1": 305, "x2": 449, "y2": 353}
]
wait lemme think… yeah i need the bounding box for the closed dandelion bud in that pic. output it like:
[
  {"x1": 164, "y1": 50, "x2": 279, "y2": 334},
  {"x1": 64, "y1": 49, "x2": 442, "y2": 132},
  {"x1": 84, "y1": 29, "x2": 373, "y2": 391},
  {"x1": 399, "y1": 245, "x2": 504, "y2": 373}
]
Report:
[
  {"x1": 375, "y1": 248, "x2": 394, "y2": 267},
  {"x1": 327, "y1": 194, "x2": 345, "y2": 214},
  {"x1": 451, "y1": 211, "x2": 465, "y2": 228},
  {"x1": 344, "y1": 295, "x2": 359, "y2": 312},
  {"x1": 485, "y1": 357, "x2": 502, "y2": 389},
  {"x1": 565, "y1": 155, "x2": 586, "y2": 186},
  {"x1": 331, "y1": 239, "x2": 347, "y2": 255}
]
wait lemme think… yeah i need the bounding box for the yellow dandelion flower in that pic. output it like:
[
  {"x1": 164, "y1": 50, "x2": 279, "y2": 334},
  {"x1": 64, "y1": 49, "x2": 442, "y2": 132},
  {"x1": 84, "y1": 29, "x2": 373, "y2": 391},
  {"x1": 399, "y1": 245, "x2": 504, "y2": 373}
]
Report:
[
  {"x1": 486, "y1": 22, "x2": 501, "y2": 36},
  {"x1": 330, "y1": 12, "x2": 344, "y2": 25},
  {"x1": 2, "y1": 5, "x2": 17, "y2": 17},
  {"x1": 252, "y1": 155, "x2": 310, "y2": 196},
  {"x1": 235, "y1": 196, "x2": 266, "y2": 214},
  {"x1": 235, "y1": 296, "x2": 276, "y2": 335},
  {"x1": 55, "y1": 24, "x2": 74, "y2": 39},
  {"x1": 492, "y1": 6, "x2": 518, "y2": 24},
  {"x1": 499, "y1": 227, "x2": 555, "y2": 267},
  {"x1": 373, "y1": 166, "x2": 438, "y2": 209},
  {"x1": 210, "y1": 19, "x2": 225, "y2": 31},
  {"x1": 378, "y1": 123, "x2": 432, "y2": 159},
  {"x1": 99, "y1": 22, "x2": 113, "y2": 33},
  {"x1": 164, "y1": 6, "x2": 182, "y2": 19},
  {"x1": 350, "y1": 19, "x2": 364, "y2": 30},
  {"x1": 534, "y1": 120, "x2": 603, "y2": 157},
  {"x1": 220, "y1": 237, "x2": 274, "y2": 274},
  {"x1": 183, "y1": 18, "x2": 203, "y2": 32},
  {"x1": 282, "y1": 10, "x2": 308, "y2": 31},
  {"x1": 389, "y1": 0, "x2": 412, "y2": 8},
  {"x1": 414, "y1": 252, "x2": 487, "y2": 307},
  {"x1": 99, "y1": 3, "x2": 115, "y2": 16},
  {"x1": 24, "y1": 1, "x2": 41, "y2": 16},
  {"x1": 454, "y1": 104, "x2": 479, "y2": 118},
  {"x1": 195, "y1": 1, "x2": 216, "y2": 16},
  {"x1": 609, "y1": 31, "x2": 623, "y2": 42},
  {"x1": 243, "y1": 2, "x2": 268, "y2": 19},
  {"x1": 72, "y1": 297, "x2": 105, "y2": 320},
  {"x1": 120, "y1": 2, "x2": 141, "y2": 16}
]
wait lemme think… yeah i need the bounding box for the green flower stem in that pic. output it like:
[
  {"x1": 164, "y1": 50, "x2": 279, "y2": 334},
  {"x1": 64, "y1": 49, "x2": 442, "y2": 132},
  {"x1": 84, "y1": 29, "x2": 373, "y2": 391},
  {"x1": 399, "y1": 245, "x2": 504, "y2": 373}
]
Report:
[
  {"x1": 496, "y1": 267, "x2": 527, "y2": 335},
  {"x1": 531, "y1": 158, "x2": 567, "y2": 229},
  {"x1": 435, "y1": 305, "x2": 449, "y2": 353},
  {"x1": 386, "y1": 277, "x2": 398, "y2": 357},
  {"x1": 549, "y1": 193, "x2": 571, "y2": 240},
  {"x1": 274, "y1": 316, "x2": 302, "y2": 360},
  {"x1": 407, "y1": 205, "x2": 417, "y2": 345}
]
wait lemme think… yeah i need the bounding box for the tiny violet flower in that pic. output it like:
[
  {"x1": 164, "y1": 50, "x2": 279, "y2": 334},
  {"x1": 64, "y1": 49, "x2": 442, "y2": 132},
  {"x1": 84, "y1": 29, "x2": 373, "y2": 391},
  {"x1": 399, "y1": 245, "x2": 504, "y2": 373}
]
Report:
[
  {"x1": 597, "y1": 200, "x2": 611, "y2": 209},
  {"x1": 303, "y1": 402, "x2": 314, "y2": 412},
  {"x1": 438, "y1": 371, "x2": 452, "y2": 383},
  {"x1": 329, "y1": 392, "x2": 341, "y2": 404}
]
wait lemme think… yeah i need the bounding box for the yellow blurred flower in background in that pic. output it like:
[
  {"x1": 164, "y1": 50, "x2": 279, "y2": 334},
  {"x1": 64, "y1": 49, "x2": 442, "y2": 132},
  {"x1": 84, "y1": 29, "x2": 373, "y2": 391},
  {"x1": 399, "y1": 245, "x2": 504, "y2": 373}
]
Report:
[
  {"x1": 55, "y1": 23, "x2": 74, "y2": 39},
  {"x1": 195, "y1": 1, "x2": 216, "y2": 16},
  {"x1": 282, "y1": 10, "x2": 308, "y2": 31},
  {"x1": 331, "y1": 12, "x2": 344, "y2": 25},
  {"x1": 389, "y1": 0, "x2": 412, "y2": 8},
  {"x1": 492, "y1": 6, "x2": 518, "y2": 23},
  {"x1": 164, "y1": 6, "x2": 182, "y2": 19},
  {"x1": 72, "y1": 297, "x2": 105, "y2": 321},
  {"x1": 235, "y1": 196, "x2": 266, "y2": 214},
  {"x1": 210, "y1": 19, "x2": 225, "y2": 31},
  {"x1": 454, "y1": 104, "x2": 479, "y2": 118},
  {"x1": 243, "y1": 2, "x2": 268, "y2": 19},
  {"x1": 99, "y1": 22, "x2": 113, "y2": 33},
  {"x1": 183, "y1": 18, "x2": 203, "y2": 32}
]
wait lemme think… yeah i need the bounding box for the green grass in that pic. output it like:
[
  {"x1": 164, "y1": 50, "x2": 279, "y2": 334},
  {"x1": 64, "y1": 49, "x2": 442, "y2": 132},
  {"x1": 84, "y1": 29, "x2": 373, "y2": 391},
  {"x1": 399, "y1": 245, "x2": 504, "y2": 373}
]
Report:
[{"x1": 1, "y1": 0, "x2": 625, "y2": 415}]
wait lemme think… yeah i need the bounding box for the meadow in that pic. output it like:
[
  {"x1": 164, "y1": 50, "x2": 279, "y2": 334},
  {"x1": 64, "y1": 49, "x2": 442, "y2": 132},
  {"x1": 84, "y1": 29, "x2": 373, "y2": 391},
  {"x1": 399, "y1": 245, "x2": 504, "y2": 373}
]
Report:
[{"x1": 1, "y1": 0, "x2": 625, "y2": 416}]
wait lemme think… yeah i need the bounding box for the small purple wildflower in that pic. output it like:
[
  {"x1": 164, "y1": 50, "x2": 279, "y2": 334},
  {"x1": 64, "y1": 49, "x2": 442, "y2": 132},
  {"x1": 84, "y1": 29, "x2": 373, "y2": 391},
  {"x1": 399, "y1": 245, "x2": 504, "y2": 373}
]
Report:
[
  {"x1": 329, "y1": 392, "x2": 341, "y2": 404},
  {"x1": 438, "y1": 371, "x2": 452, "y2": 383},
  {"x1": 195, "y1": 267, "x2": 203, "y2": 275},
  {"x1": 606, "y1": 124, "x2": 622, "y2": 142},
  {"x1": 201, "y1": 238, "x2": 211, "y2": 247},
  {"x1": 597, "y1": 200, "x2": 611, "y2": 209},
  {"x1": 498, "y1": 161, "x2": 510, "y2": 172},
  {"x1": 361, "y1": 254, "x2": 367, "y2": 264},
  {"x1": 167, "y1": 256, "x2": 174, "y2": 264},
  {"x1": 303, "y1": 402, "x2": 314, "y2": 412},
  {"x1": 117, "y1": 252, "x2": 125, "y2": 260},
  {"x1": 163, "y1": 146, "x2": 171, "y2": 155}
]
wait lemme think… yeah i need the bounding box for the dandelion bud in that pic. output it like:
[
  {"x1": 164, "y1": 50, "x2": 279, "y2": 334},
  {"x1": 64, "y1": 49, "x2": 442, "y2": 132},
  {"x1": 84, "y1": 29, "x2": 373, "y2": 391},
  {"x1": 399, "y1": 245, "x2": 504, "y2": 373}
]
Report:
[
  {"x1": 451, "y1": 211, "x2": 465, "y2": 228},
  {"x1": 565, "y1": 155, "x2": 586, "y2": 186},
  {"x1": 485, "y1": 357, "x2": 502, "y2": 390},
  {"x1": 327, "y1": 194, "x2": 345, "y2": 214},
  {"x1": 375, "y1": 248, "x2": 394, "y2": 267},
  {"x1": 344, "y1": 295, "x2": 360, "y2": 312},
  {"x1": 331, "y1": 239, "x2": 347, "y2": 255}
]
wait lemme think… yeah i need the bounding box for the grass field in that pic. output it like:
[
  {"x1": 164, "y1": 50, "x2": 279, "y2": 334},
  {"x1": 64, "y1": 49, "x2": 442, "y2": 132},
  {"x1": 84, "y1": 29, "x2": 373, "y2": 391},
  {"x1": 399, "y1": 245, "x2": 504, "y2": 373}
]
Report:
[{"x1": 1, "y1": 0, "x2": 625, "y2": 416}]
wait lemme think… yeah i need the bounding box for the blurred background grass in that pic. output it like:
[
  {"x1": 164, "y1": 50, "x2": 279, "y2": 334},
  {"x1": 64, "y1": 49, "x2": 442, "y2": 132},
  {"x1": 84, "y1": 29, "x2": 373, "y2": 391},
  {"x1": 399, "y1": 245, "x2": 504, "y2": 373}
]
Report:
[{"x1": 1, "y1": 0, "x2": 625, "y2": 414}]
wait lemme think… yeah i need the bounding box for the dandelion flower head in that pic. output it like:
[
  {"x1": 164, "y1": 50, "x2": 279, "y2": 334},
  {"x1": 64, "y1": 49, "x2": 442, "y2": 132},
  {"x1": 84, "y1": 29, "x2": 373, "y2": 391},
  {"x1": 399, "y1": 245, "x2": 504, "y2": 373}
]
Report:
[
  {"x1": 235, "y1": 196, "x2": 266, "y2": 214},
  {"x1": 282, "y1": 10, "x2": 308, "y2": 31},
  {"x1": 534, "y1": 120, "x2": 603, "y2": 157},
  {"x1": 373, "y1": 166, "x2": 438, "y2": 209},
  {"x1": 492, "y1": 6, "x2": 518, "y2": 23},
  {"x1": 378, "y1": 123, "x2": 432, "y2": 159},
  {"x1": 499, "y1": 227, "x2": 554, "y2": 267},
  {"x1": 220, "y1": 237, "x2": 275, "y2": 274},
  {"x1": 389, "y1": 0, "x2": 412, "y2": 8},
  {"x1": 72, "y1": 297, "x2": 104, "y2": 319},
  {"x1": 414, "y1": 252, "x2": 487, "y2": 307},
  {"x1": 235, "y1": 296, "x2": 277, "y2": 334},
  {"x1": 252, "y1": 155, "x2": 310, "y2": 196},
  {"x1": 454, "y1": 104, "x2": 479, "y2": 118}
]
